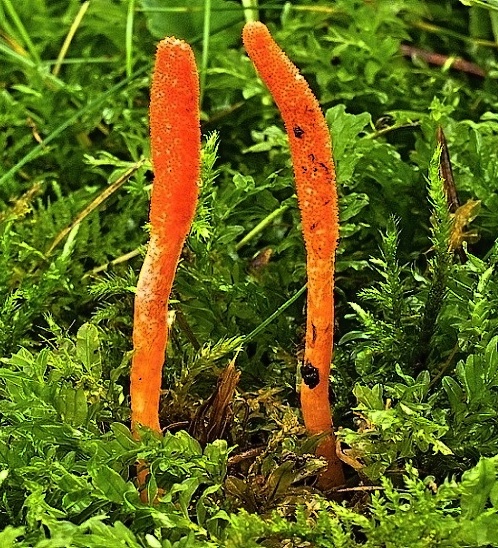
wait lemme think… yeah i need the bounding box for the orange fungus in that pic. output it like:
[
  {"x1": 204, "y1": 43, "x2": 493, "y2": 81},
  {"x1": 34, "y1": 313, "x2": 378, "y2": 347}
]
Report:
[
  {"x1": 130, "y1": 37, "x2": 201, "y2": 434},
  {"x1": 243, "y1": 22, "x2": 344, "y2": 488}
]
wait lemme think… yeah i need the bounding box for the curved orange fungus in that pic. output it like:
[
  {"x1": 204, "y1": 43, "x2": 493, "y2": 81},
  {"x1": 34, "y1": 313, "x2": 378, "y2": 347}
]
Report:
[
  {"x1": 243, "y1": 22, "x2": 344, "y2": 488},
  {"x1": 131, "y1": 37, "x2": 201, "y2": 435}
]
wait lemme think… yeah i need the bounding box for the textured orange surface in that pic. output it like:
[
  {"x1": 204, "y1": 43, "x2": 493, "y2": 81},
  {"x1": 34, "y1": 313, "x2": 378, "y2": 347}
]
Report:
[
  {"x1": 243, "y1": 22, "x2": 343, "y2": 488},
  {"x1": 131, "y1": 38, "x2": 200, "y2": 434}
]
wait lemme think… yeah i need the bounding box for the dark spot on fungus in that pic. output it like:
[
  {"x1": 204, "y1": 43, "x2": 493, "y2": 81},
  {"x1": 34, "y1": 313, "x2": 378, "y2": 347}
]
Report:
[
  {"x1": 311, "y1": 323, "x2": 317, "y2": 343},
  {"x1": 310, "y1": 222, "x2": 317, "y2": 231},
  {"x1": 301, "y1": 362, "x2": 320, "y2": 389},
  {"x1": 293, "y1": 126, "x2": 305, "y2": 138},
  {"x1": 319, "y1": 162, "x2": 329, "y2": 172},
  {"x1": 308, "y1": 153, "x2": 315, "y2": 162}
]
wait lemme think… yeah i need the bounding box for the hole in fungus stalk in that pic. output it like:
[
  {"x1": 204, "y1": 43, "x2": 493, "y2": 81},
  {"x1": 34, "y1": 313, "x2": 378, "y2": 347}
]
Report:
[
  {"x1": 130, "y1": 37, "x2": 201, "y2": 500},
  {"x1": 242, "y1": 21, "x2": 345, "y2": 489}
]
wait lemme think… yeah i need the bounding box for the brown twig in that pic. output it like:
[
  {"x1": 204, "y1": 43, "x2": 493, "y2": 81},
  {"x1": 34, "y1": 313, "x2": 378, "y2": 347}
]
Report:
[
  {"x1": 83, "y1": 247, "x2": 143, "y2": 279},
  {"x1": 46, "y1": 159, "x2": 146, "y2": 256},
  {"x1": 400, "y1": 44, "x2": 486, "y2": 78},
  {"x1": 228, "y1": 446, "x2": 266, "y2": 466},
  {"x1": 190, "y1": 359, "x2": 241, "y2": 445},
  {"x1": 332, "y1": 485, "x2": 385, "y2": 493},
  {"x1": 429, "y1": 343, "x2": 460, "y2": 389},
  {"x1": 437, "y1": 126, "x2": 467, "y2": 263}
]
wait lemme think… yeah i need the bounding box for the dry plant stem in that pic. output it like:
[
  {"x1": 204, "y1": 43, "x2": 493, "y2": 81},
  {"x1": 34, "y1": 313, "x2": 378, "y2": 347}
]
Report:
[
  {"x1": 46, "y1": 159, "x2": 145, "y2": 256},
  {"x1": 131, "y1": 38, "x2": 200, "y2": 435},
  {"x1": 400, "y1": 44, "x2": 486, "y2": 77},
  {"x1": 437, "y1": 126, "x2": 467, "y2": 264},
  {"x1": 243, "y1": 22, "x2": 344, "y2": 489},
  {"x1": 83, "y1": 247, "x2": 143, "y2": 279}
]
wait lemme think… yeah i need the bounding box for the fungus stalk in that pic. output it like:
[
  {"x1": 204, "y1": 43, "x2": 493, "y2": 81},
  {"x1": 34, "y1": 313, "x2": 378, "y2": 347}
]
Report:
[
  {"x1": 131, "y1": 37, "x2": 201, "y2": 435},
  {"x1": 243, "y1": 22, "x2": 344, "y2": 488}
]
